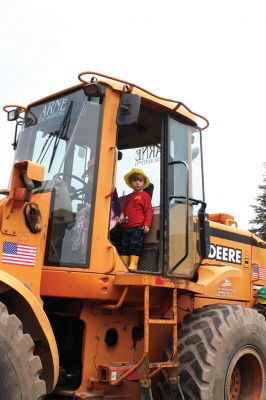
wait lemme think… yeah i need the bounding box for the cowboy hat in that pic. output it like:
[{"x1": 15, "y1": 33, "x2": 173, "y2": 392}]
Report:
[{"x1": 124, "y1": 168, "x2": 150, "y2": 189}]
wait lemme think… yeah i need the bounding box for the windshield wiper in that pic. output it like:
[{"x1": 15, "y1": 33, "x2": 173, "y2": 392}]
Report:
[
  {"x1": 48, "y1": 101, "x2": 73, "y2": 173},
  {"x1": 37, "y1": 131, "x2": 57, "y2": 164}
]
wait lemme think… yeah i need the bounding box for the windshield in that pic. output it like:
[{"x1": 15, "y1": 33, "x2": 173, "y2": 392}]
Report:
[
  {"x1": 15, "y1": 87, "x2": 104, "y2": 267},
  {"x1": 16, "y1": 89, "x2": 87, "y2": 183}
]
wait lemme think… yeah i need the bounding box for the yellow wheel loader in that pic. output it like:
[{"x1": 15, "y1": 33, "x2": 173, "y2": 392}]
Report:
[{"x1": 1, "y1": 72, "x2": 266, "y2": 400}]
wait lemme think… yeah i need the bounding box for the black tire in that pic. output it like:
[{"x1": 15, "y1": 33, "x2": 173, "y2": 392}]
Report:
[
  {"x1": 160, "y1": 304, "x2": 266, "y2": 400},
  {"x1": 0, "y1": 301, "x2": 46, "y2": 400}
]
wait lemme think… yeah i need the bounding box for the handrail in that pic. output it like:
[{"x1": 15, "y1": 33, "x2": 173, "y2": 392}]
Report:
[
  {"x1": 100, "y1": 287, "x2": 129, "y2": 310},
  {"x1": 103, "y1": 244, "x2": 116, "y2": 274},
  {"x1": 78, "y1": 71, "x2": 209, "y2": 130}
]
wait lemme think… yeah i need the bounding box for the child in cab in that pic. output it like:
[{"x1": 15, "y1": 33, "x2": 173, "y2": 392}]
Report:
[{"x1": 119, "y1": 168, "x2": 152, "y2": 270}]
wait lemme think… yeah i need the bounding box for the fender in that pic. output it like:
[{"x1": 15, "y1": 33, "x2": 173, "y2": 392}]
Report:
[
  {"x1": 196, "y1": 264, "x2": 244, "y2": 301},
  {"x1": 0, "y1": 269, "x2": 59, "y2": 393},
  {"x1": 198, "y1": 265, "x2": 242, "y2": 287}
]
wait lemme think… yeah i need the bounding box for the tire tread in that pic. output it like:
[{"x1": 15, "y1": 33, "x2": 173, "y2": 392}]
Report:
[
  {"x1": 0, "y1": 301, "x2": 46, "y2": 400},
  {"x1": 159, "y1": 304, "x2": 266, "y2": 400}
]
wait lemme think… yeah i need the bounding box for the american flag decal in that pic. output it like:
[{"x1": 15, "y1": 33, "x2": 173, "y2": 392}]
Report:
[
  {"x1": 259, "y1": 266, "x2": 266, "y2": 281},
  {"x1": 2, "y1": 241, "x2": 36, "y2": 267},
  {"x1": 252, "y1": 264, "x2": 259, "y2": 281}
]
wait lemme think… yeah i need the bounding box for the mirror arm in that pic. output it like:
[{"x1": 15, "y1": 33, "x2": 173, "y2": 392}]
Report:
[{"x1": 12, "y1": 120, "x2": 23, "y2": 150}]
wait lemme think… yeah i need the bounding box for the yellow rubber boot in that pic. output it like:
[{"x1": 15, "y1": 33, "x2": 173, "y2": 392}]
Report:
[
  {"x1": 121, "y1": 255, "x2": 129, "y2": 267},
  {"x1": 128, "y1": 255, "x2": 139, "y2": 271}
]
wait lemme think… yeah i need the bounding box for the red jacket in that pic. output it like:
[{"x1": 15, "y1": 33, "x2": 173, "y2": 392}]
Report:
[{"x1": 123, "y1": 191, "x2": 152, "y2": 228}]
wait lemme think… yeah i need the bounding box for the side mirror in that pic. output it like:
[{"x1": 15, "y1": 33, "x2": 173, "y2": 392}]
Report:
[
  {"x1": 116, "y1": 93, "x2": 141, "y2": 126},
  {"x1": 198, "y1": 204, "x2": 210, "y2": 259},
  {"x1": 7, "y1": 108, "x2": 20, "y2": 121}
]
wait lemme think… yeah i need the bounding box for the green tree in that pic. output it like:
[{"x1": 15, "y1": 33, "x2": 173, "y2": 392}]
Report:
[{"x1": 250, "y1": 173, "x2": 266, "y2": 240}]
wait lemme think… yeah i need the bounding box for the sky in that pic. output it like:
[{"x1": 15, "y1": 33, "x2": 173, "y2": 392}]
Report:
[{"x1": 1, "y1": 0, "x2": 266, "y2": 230}]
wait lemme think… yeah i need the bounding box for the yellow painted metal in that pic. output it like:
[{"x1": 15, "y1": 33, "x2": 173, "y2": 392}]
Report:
[
  {"x1": 9, "y1": 161, "x2": 44, "y2": 199},
  {"x1": 114, "y1": 273, "x2": 205, "y2": 293},
  {"x1": 144, "y1": 286, "x2": 150, "y2": 354},
  {"x1": 196, "y1": 264, "x2": 243, "y2": 301},
  {"x1": 148, "y1": 319, "x2": 176, "y2": 325},
  {"x1": 172, "y1": 288, "x2": 177, "y2": 356},
  {"x1": 25, "y1": 161, "x2": 45, "y2": 181},
  {"x1": 143, "y1": 285, "x2": 178, "y2": 373},
  {"x1": 198, "y1": 265, "x2": 242, "y2": 287},
  {"x1": 0, "y1": 192, "x2": 51, "y2": 298}
]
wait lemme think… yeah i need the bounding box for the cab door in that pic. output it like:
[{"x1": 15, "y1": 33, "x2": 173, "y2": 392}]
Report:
[{"x1": 167, "y1": 117, "x2": 205, "y2": 277}]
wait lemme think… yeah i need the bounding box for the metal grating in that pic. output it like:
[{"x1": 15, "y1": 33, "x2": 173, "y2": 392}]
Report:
[{"x1": 139, "y1": 247, "x2": 159, "y2": 272}]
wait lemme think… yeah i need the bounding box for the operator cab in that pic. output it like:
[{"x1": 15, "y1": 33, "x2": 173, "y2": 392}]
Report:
[{"x1": 11, "y1": 77, "x2": 209, "y2": 278}]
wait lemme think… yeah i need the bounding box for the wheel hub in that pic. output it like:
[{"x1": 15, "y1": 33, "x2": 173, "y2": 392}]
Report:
[
  {"x1": 229, "y1": 364, "x2": 241, "y2": 400},
  {"x1": 226, "y1": 346, "x2": 265, "y2": 400}
]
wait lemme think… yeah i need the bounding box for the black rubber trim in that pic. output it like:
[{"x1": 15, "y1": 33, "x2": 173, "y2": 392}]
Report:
[{"x1": 210, "y1": 227, "x2": 265, "y2": 248}]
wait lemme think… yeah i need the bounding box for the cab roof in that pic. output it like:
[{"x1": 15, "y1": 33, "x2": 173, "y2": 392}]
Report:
[{"x1": 29, "y1": 71, "x2": 209, "y2": 130}]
